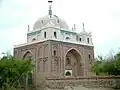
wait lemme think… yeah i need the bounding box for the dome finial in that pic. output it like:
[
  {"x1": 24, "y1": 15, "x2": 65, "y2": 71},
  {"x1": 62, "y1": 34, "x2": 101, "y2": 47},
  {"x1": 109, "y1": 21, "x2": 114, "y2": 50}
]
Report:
[
  {"x1": 48, "y1": 0, "x2": 53, "y2": 18},
  {"x1": 74, "y1": 24, "x2": 76, "y2": 30},
  {"x1": 83, "y1": 22, "x2": 85, "y2": 32},
  {"x1": 28, "y1": 25, "x2": 30, "y2": 32}
]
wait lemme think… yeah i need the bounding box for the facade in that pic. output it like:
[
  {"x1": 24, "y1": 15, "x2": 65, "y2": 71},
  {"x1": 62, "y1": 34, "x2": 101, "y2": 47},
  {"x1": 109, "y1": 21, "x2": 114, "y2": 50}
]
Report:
[{"x1": 14, "y1": 1, "x2": 94, "y2": 78}]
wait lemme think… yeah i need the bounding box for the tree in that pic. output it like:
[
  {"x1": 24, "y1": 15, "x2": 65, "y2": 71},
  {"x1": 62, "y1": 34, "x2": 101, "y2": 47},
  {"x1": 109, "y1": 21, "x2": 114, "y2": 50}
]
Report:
[
  {"x1": 92, "y1": 51, "x2": 120, "y2": 76},
  {"x1": 92, "y1": 55, "x2": 106, "y2": 75},
  {"x1": 0, "y1": 57, "x2": 34, "y2": 90}
]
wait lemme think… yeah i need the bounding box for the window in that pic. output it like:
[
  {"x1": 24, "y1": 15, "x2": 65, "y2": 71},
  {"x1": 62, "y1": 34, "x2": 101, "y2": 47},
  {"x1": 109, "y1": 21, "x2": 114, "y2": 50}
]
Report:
[
  {"x1": 44, "y1": 32, "x2": 46, "y2": 38},
  {"x1": 79, "y1": 38, "x2": 81, "y2": 41},
  {"x1": 66, "y1": 58, "x2": 71, "y2": 64},
  {"x1": 32, "y1": 38, "x2": 36, "y2": 41},
  {"x1": 87, "y1": 38, "x2": 89, "y2": 43},
  {"x1": 53, "y1": 50, "x2": 56, "y2": 56},
  {"x1": 88, "y1": 54, "x2": 91, "y2": 59},
  {"x1": 66, "y1": 37, "x2": 70, "y2": 40},
  {"x1": 65, "y1": 71, "x2": 71, "y2": 76},
  {"x1": 76, "y1": 36, "x2": 78, "y2": 41},
  {"x1": 54, "y1": 32, "x2": 57, "y2": 38},
  {"x1": 41, "y1": 20, "x2": 44, "y2": 23},
  {"x1": 57, "y1": 19, "x2": 59, "y2": 23}
]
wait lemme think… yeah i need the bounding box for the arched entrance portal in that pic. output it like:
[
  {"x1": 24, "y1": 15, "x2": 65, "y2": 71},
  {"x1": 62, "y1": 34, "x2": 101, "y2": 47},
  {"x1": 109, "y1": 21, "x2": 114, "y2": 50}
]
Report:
[
  {"x1": 65, "y1": 49, "x2": 83, "y2": 76},
  {"x1": 22, "y1": 51, "x2": 33, "y2": 87}
]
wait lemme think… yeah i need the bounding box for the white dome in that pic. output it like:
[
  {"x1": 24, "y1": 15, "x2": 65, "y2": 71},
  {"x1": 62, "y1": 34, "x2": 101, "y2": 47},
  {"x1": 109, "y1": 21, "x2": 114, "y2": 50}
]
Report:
[{"x1": 33, "y1": 15, "x2": 69, "y2": 30}]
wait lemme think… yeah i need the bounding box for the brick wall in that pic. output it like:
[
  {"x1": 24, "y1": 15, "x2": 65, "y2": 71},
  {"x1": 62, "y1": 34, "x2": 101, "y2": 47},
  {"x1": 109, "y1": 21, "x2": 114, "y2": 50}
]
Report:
[{"x1": 45, "y1": 76, "x2": 120, "y2": 89}]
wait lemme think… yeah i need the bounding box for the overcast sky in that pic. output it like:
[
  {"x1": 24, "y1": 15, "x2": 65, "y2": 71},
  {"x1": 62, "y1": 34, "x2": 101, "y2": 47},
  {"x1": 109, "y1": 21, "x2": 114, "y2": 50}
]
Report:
[{"x1": 0, "y1": 0, "x2": 120, "y2": 57}]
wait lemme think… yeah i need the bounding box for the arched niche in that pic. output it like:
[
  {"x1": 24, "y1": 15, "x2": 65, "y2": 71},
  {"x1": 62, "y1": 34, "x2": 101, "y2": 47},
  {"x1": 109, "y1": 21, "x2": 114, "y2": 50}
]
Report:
[
  {"x1": 65, "y1": 71, "x2": 71, "y2": 76},
  {"x1": 65, "y1": 48, "x2": 83, "y2": 76}
]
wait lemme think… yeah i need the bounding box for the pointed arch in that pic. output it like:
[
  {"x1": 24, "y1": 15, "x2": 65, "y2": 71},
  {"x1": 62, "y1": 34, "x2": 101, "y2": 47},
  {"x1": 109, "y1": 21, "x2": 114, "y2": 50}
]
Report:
[
  {"x1": 22, "y1": 51, "x2": 33, "y2": 87},
  {"x1": 22, "y1": 51, "x2": 33, "y2": 60},
  {"x1": 64, "y1": 48, "x2": 84, "y2": 76},
  {"x1": 65, "y1": 48, "x2": 83, "y2": 60}
]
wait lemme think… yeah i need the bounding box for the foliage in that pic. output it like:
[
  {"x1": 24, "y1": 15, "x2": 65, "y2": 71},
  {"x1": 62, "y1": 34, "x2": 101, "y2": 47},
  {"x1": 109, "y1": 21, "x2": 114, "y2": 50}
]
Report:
[
  {"x1": 0, "y1": 57, "x2": 34, "y2": 90},
  {"x1": 92, "y1": 52, "x2": 120, "y2": 76},
  {"x1": 92, "y1": 55, "x2": 106, "y2": 75},
  {"x1": 27, "y1": 72, "x2": 33, "y2": 87}
]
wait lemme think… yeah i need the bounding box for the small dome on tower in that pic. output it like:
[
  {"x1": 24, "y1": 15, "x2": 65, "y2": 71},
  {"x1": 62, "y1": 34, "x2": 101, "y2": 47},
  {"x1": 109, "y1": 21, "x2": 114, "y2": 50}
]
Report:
[{"x1": 33, "y1": 15, "x2": 69, "y2": 30}]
